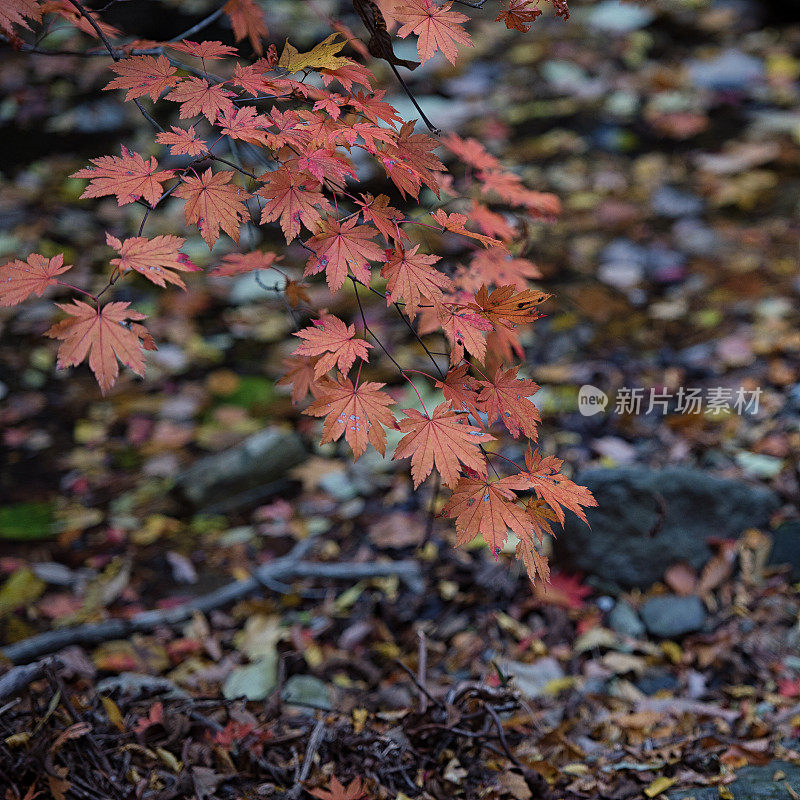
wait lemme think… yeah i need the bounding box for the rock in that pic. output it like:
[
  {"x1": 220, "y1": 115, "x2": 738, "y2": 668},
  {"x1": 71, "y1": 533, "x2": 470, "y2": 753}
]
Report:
[
  {"x1": 175, "y1": 428, "x2": 306, "y2": 507},
  {"x1": 555, "y1": 467, "x2": 779, "y2": 588},
  {"x1": 651, "y1": 186, "x2": 704, "y2": 218},
  {"x1": 635, "y1": 669, "x2": 679, "y2": 695},
  {"x1": 768, "y1": 521, "x2": 800, "y2": 580},
  {"x1": 503, "y1": 657, "x2": 564, "y2": 699},
  {"x1": 640, "y1": 595, "x2": 706, "y2": 638},
  {"x1": 669, "y1": 762, "x2": 800, "y2": 799},
  {"x1": 586, "y1": 0, "x2": 654, "y2": 32},
  {"x1": 223, "y1": 655, "x2": 278, "y2": 701},
  {"x1": 281, "y1": 675, "x2": 332, "y2": 711},
  {"x1": 607, "y1": 600, "x2": 645, "y2": 638},
  {"x1": 688, "y1": 49, "x2": 764, "y2": 91}
]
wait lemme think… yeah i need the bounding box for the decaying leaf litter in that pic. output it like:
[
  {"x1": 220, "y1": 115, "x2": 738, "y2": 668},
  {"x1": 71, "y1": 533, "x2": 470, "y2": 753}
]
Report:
[{"x1": 2, "y1": 0, "x2": 800, "y2": 797}]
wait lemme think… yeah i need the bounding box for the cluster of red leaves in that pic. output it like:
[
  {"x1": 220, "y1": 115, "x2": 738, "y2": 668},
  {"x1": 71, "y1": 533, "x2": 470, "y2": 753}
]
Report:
[{"x1": 0, "y1": 0, "x2": 594, "y2": 584}]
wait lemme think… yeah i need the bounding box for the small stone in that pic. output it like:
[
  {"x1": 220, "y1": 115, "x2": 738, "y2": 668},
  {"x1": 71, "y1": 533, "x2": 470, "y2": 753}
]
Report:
[
  {"x1": 640, "y1": 595, "x2": 706, "y2": 638},
  {"x1": 503, "y1": 657, "x2": 565, "y2": 699},
  {"x1": 281, "y1": 675, "x2": 332, "y2": 711},
  {"x1": 688, "y1": 49, "x2": 765, "y2": 91},
  {"x1": 651, "y1": 186, "x2": 704, "y2": 218},
  {"x1": 587, "y1": 0, "x2": 654, "y2": 32},
  {"x1": 608, "y1": 600, "x2": 645, "y2": 638}
]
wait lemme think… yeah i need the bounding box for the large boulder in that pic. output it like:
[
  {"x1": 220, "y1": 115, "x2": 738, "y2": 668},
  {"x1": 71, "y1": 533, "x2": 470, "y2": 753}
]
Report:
[{"x1": 554, "y1": 467, "x2": 778, "y2": 588}]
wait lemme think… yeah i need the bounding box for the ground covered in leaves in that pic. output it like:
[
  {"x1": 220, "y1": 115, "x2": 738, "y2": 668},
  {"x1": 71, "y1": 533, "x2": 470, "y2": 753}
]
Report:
[{"x1": 2, "y1": 0, "x2": 800, "y2": 798}]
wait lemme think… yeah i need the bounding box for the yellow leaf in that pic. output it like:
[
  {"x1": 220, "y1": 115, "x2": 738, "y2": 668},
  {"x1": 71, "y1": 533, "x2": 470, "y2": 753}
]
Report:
[
  {"x1": 352, "y1": 707, "x2": 368, "y2": 734},
  {"x1": 157, "y1": 747, "x2": 181, "y2": 772},
  {"x1": 0, "y1": 569, "x2": 45, "y2": 618},
  {"x1": 101, "y1": 696, "x2": 125, "y2": 732},
  {"x1": 718, "y1": 786, "x2": 734, "y2": 799},
  {"x1": 278, "y1": 34, "x2": 350, "y2": 72},
  {"x1": 644, "y1": 777, "x2": 676, "y2": 797}
]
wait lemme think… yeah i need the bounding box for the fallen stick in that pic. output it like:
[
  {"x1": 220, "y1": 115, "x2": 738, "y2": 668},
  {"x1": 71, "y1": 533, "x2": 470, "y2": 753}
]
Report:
[
  {"x1": 0, "y1": 656, "x2": 61, "y2": 700},
  {"x1": 1, "y1": 540, "x2": 422, "y2": 665}
]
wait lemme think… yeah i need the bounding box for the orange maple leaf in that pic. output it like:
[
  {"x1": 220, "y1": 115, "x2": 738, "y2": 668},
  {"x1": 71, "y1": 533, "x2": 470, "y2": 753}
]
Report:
[
  {"x1": 396, "y1": 0, "x2": 472, "y2": 64},
  {"x1": 1, "y1": 0, "x2": 40, "y2": 37},
  {"x1": 431, "y1": 209, "x2": 503, "y2": 248},
  {"x1": 470, "y1": 284, "x2": 549, "y2": 328},
  {"x1": 72, "y1": 147, "x2": 174, "y2": 207},
  {"x1": 293, "y1": 315, "x2": 372, "y2": 377},
  {"x1": 224, "y1": 0, "x2": 268, "y2": 55},
  {"x1": 217, "y1": 105, "x2": 270, "y2": 145},
  {"x1": 155, "y1": 125, "x2": 208, "y2": 157},
  {"x1": 310, "y1": 776, "x2": 367, "y2": 800},
  {"x1": 211, "y1": 250, "x2": 281, "y2": 276},
  {"x1": 0, "y1": 252, "x2": 72, "y2": 306},
  {"x1": 306, "y1": 375, "x2": 396, "y2": 459},
  {"x1": 435, "y1": 364, "x2": 481, "y2": 417},
  {"x1": 256, "y1": 168, "x2": 331, "y2": 242},
  {"x1": 356, "y1": 193, "x2": 406, "y2": 244},
  {"x1": 474, "y1": 365, "x2": 541, "y2": 439},
  {"x1": 305, "y1": 217, "x2": 386, "y2": 292},
  {"x1": 45, "y1": 300, "x2": 156, "y2": 395},
  {"x1": 461, "y1": 252, "x2": 542, "y2": 293},
  {"x1": 393, "y1": 402, "x2": 493, "y2": 488},
  {"x1": 381, "y1": 244, "x2": 450, "y2": 318},
  {"x1": 496, "y1": 0, "x2": 542, "y2": 32},
  {"x1": 437, "y1": 304, "x2": 493, "y2": 364},
  {"x1": 166, "y1": 77, "x2": 235, "y2": 122},
  {"x1": 378, "y1": 121, "x2": 445, "y2": 199},
  {"x1": 103, "y1": 55, "x2": 180, "y2": 102},
  {"x1": 174, "y1": 169, "x2": 251, "y2": 248},
  {"x1": 106, "y1": 233, "x2": 192, "y2": 289},
  {"x1": 168, "y1": 39, "x2": 238, "y2": 60}
]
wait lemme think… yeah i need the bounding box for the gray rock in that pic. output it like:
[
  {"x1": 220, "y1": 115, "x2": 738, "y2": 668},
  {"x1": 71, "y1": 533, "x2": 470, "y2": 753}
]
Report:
[
  {"x1": 503, "y1": 657, "x2": 564, "y2": 699},
  {"x1": 608, "y1": 600, "x2": 645, "y2": 638},
  {"x1": 555, "y1": 467, "x2": 778, "y2": 588},
  {"x1": 640, "y1": 595, "x2": 706, "y2": 638},
  {"x1": 652, "y1": 186, "x2": 704, "y2": 218},
  {"x1": 670, "y1": 762, "x2": 800, "y2": 799},
  {"x1": 281, "y1": 675, "x2": 332, "y2": 711},
  {"x1": 768, "y1": 521, "x2": 800, "y2": 580},
  {"x1": 586, "y1": 0, "x2": 654, "y2": 32},
  {"x1": 176, "y1": 428, "x2": 306, "y2": 506},
  {"x1": 688, "y1": 49, "x2": 764, "y2": 91}
]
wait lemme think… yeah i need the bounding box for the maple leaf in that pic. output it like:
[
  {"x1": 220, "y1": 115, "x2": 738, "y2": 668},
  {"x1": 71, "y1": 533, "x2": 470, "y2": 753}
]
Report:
[
  {"x1": 256, "y1": 168, "x2": 331, "y2": 242},
  {"x1": 304, "y1": 217, "x2": 386, "y2": 292},
  {"x1": 396, "y1": 0, "x2": 472, "y2": 64},
  {"x1": 297, "y1": 148, "x2": 356, "y2": 187},
  {"x1": 224, "y1": 0, "x2": 268, "y2": 54},
  {"x1": 174, "y1": 169, "x2": 251, "y2": 248},
  {"x1": 0, "y1": 252, "x2": 72, "y2": 306},
  {"x1": 44, "y1": 300, "x2": 156, "y2": 395},
  {"x1": 1, "y1": 0, "x2": 40, "y2": 37},
  {"x1": 356, "y1": 194, "x2": 406, "y2": 243},
  {"x1": 168, "y1": 39, "x2": 238, "y2": 60},
  {"x1": 306, "y1": 375, "x2": 396, "y2": 459},
  {"x1": 310, "y1": 776, "x2": 367, "y2": 800},
  {"x1": 470, "y1": 284, "x2": 549, "y2": 328},
  {"x1": 431, "y1": 209, "x2": 503, "y2": 248},
  {"x1": 435, "y1": 363, "x2": 481, "y2": 417},
  {"x1": 293, "y1": 315, "x2": 372, "y2": 377},
  {"x1": 284, "y1": 279, "x2": 310, "y2": 308},
  {"x1": 217, "y1": 105, "x2": 270, "y2": 145},
  {"x1": 474, "y1": 365, "x2": 541, "y2": 439},
  {"x1": 442, "y1": 474, "x2": 531, "y2": 553},
  {"x1": 508, "y1": 446, "x2": 598, "y2": 526},
  {"x1": 276, "y1": 355, "x2": 322, "y2": 404},
  {"x1": 496, "y1": 0, "x2": 542, "y2": 32},
  {"x1": 166, "y1": 78, "x2": 235, "y2": 122},
  {"x1": 106, "y1": 233, "x2": 192, "y2": 289},
  {"x1": 155, "y1": 125, "x2": 208, "y2": 157},
  {"x1": 211, "y1": 250, "x2": 280, "y2": 276},
  {"x1": 278, "y1": 33, "x2": 351, "y2": 72},
  {"x1": 71, "y1": 147, "x2": 174, "y2": 207},
  {"x1": 393, "y1": 402, "x2": 493, "y2": 488},
  {"x1": 437, "y1": 304, "x2": 493, "y2": 364},
  {"x1": 103, "y1": 55, "x2": 180, "y2": 102},
  {"x1": 443, "y1": 132, "x2": 501, "y2": 172},
  {"x1": 468, "y1": 201, "x2": 516, "y2": 242},
  {"x1": 462, "y1": 249, "x2": 542, "y2": 292},
  {"x1": 378, "y1": 121, "x2": 444, "y2": 198},
  {"x1": 381, "y1": 244, "x2": 451, "y2": 318},
  {"x1": 320, "y1": 61, "x2": 375, "y2": 92}
]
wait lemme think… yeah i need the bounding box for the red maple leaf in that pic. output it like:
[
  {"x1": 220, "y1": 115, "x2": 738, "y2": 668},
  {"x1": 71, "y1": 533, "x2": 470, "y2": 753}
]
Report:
[
  {"x1": 310, "y1": 776, "x2": 367, "y2": 800},
  {"x1": 166, "y1": 77, "x2": 235, "y2": 122},
  {"x1": 381, "y1": 244, "x2": 451, "y2": 318},
  {"x1": 256, "y1": 168, "x2": 331, "y2": 242},
  {"x1": 168, "y1": 39, "x2": 238, "y2": 60},
  {"x1": 1, "y1": 0, "x2": 40, "y2": 37},
  {"x1": 306, "y1": 375, "x2": 396, "y2": 459},
  {"x1": 378, "y1": 121, "x2": 445, "y2": 198},
  {"x1": 45, "y1": 300, "x2": 156, "y2": 395},
  {"x1": 71, "y1": 147, "x2": 174, "y2": 207},
  {"x1": 435, "y1": 364, "x2": 482, "y2": 417},
  {"x1": 305, "y1": 216, "x2": 386, "y2": 292},
  {"x1": 462, "y1": 251, "x2": 542, "y2": 293},
  {"x1": 437, "y1": 304, "x2": 493, "y2": 364},
  {"x1": 211, "y1": 250, "x2": 281, "y2": 276},
  {"x1": 396, "y1": 0, "x2": 473, "y2": 64},
  {"x1": 103, "y1": 55, "x2": 180, "y2": 102},
  {"x1": 0, "y1": 252, "x2": 72, "y2": 306},
  {"x1": 393, "y1": 402, "x2": 493, "y2": 488},
  {"x1": 356, "y1": 194, "x2": 406, "y2": 244},
  {"x1": 155, "y1": 125, "x2": 208, "y2": 156},
  {"x1": 442, "y1": 133, "x2": 502, "y2": 172},
  {"x1": 276, "y1": 355, "x2": 322, "y2": 404},
  {"x1": 224, "y1": 0, "x2": 268, "y2": 54},
  {"x1": 474, "y1": 365, "x2": 541, "y2": 439},
  {"x1": 174, "y1": 169, "x2": 251, "y2": 248},
  {"x1": 496, "y1": 0, "x2": 542, "y2": 32},
  {"x1": 293, "y1": 315, "x2": 372, "y2": 377},
  {"x1": 106, "y1": 233, "x2": 193, "y2": 289},
  {"x1": 216, "y1": 105, "x2": 270, "y2": 145},
  {"x1": 431, "y1": 209, "x2": 503, "y2": 248}
]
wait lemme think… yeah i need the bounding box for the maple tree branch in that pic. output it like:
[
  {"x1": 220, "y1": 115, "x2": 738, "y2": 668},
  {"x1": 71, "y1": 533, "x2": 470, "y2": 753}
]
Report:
[{"x1": 168, "y1": 4, "x2": 227, "y2": 42}]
